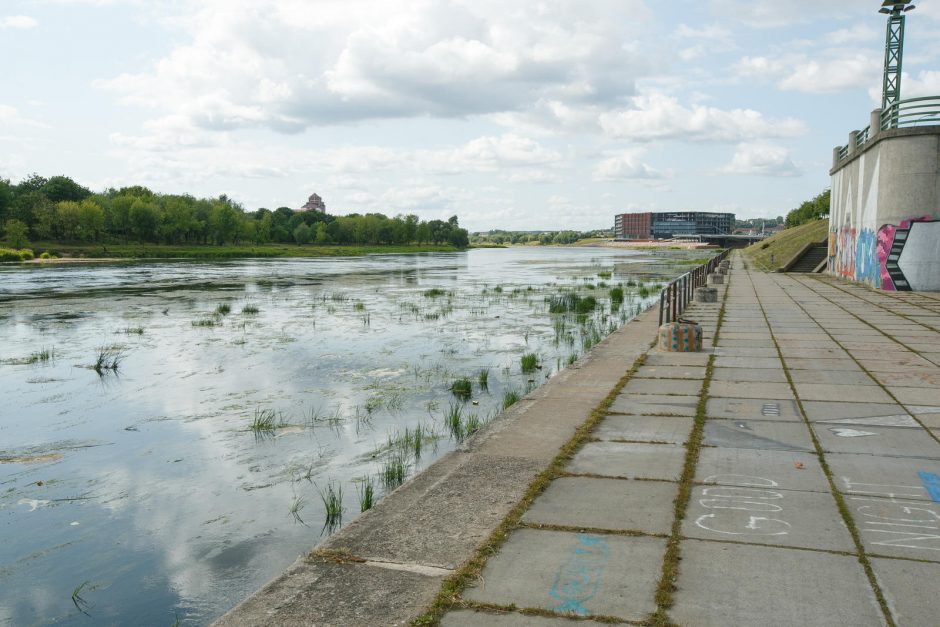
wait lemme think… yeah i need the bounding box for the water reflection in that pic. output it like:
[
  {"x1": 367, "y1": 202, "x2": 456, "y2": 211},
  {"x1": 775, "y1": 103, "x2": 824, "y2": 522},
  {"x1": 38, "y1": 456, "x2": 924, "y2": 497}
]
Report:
[{"x1": 0, "y1": 247, "x2": 702, "y2": 625}]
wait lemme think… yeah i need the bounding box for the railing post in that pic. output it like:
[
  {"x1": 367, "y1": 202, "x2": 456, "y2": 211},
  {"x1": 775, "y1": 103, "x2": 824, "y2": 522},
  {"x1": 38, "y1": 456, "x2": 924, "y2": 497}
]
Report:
[
  {"x1": 658, "y1": 291, "x2": 664, "y2": 326},
  {"x1": 870, "y1": 108, "x2": 883, "y2": 138}
]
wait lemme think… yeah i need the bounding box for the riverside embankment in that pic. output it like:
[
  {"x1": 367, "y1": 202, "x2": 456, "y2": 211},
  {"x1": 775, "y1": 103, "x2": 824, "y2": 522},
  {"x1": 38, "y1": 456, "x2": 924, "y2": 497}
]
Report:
[{"x1": 220, "y1": 252, "x2": 940, "y2": 625}]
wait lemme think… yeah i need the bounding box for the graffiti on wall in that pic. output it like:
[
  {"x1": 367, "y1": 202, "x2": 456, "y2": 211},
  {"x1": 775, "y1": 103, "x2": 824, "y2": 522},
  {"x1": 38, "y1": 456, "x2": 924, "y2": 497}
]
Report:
[
  {"x1": 877, "y1": 216, "x2": 940, "y2": 291},
  {"x1": 833, "y1": 226, "x2": 857, "y2": 279}
]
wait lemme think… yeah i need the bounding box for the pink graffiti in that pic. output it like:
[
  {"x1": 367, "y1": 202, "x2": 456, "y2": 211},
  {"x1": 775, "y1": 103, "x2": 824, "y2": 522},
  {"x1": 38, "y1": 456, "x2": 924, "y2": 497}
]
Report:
[{"x1": 877, "y1": 216, "x2": 935, "y2": 292}]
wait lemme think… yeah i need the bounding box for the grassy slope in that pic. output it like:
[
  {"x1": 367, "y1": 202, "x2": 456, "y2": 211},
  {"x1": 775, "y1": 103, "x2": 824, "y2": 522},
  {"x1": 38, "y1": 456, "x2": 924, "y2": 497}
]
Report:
[
  {"x1": 29, "y1": 242, "x2": 463, "y2": 259},
  {"x1": 744, "y1": 219, "x2": 829, "y2": 271}
]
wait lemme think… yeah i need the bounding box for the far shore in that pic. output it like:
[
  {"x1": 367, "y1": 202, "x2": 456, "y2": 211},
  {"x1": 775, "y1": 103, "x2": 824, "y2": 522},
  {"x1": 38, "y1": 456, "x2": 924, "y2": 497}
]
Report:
[{"x1": 577, "y1": 238, "x2": 719, "y2": 250}]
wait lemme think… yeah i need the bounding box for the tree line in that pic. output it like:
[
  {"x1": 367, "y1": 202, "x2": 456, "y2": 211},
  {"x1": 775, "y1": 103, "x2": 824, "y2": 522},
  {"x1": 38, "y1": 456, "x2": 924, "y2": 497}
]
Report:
[
  {"x1": 0, "y1": 174, "x2": 469, "y2": 248},
  {"x1": 785, "y1": 189, "x2": 830, "y2": 228},
  {"x1": 471, "y1": 229, "x2": 609, "y2": 246}
]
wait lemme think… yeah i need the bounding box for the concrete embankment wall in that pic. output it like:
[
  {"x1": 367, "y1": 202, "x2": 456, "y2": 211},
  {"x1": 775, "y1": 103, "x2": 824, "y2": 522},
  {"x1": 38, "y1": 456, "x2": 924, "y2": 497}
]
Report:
[
  {"x1": 829, "y1": 127, "x2": 940, "y2": 291},
  {"x1": 214, "y1": 307, "x2": 663, "y2": 626}
]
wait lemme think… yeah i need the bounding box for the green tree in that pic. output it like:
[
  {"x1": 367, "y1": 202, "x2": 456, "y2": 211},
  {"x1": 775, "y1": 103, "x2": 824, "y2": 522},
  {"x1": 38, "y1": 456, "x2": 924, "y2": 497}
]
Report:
[
  {"x1": 41, "y1": 176, "x2": 91, "y2": 203},
  {"x1": 314, "y1": 222, "x2": 331, "y2": 244},
  {"x1": 130, "y1": 199, "x2": 160, "y2": 241},
  {"x1": 293, "y1": 223, "x2": 312, "y2": 244},
  {"x1": 785, "y1": 189, "x2": 830, "y2": 228},
  {"x1": 3, "y1": 219, "x2": 29, "y2": 248},
  {"x1": 77, "y1": 199, "x2": 106, "y2": 242}
]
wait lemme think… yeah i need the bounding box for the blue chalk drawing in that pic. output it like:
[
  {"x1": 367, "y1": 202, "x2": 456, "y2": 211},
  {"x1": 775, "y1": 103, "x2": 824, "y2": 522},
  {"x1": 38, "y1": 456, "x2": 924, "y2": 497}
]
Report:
[
  {"x1": 548, "y1": 534, "x2": 610, "y2": 615},
  {"x1": 918, "y1": 471, "x2": 940, "y2": 503}
]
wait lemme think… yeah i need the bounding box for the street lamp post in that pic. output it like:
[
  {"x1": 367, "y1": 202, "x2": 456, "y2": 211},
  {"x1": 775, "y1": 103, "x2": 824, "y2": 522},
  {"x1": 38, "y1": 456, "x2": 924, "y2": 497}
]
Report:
[{"x1": 880, "y1": 0, "x2": 916, "y2": 119}]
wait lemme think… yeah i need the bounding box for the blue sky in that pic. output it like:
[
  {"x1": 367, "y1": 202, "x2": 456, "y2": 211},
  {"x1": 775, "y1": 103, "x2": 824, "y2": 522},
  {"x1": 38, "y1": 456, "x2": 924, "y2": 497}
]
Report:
[{"x1": 2, "y1": 0, "x2": 939, "y2": 230}]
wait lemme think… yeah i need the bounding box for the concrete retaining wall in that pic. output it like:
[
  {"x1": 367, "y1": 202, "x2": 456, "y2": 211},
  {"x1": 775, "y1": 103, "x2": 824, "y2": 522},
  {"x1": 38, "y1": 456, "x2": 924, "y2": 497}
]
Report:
[{"x1": 829, "y1": 126, "x2": 940, "y2": 291}]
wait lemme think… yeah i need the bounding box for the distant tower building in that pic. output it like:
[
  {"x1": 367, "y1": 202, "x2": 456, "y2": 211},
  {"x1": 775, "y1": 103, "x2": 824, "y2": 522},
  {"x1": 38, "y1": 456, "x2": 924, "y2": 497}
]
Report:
[{"x1": 299, "y1": 193, "x2": 326, "y2": 213}]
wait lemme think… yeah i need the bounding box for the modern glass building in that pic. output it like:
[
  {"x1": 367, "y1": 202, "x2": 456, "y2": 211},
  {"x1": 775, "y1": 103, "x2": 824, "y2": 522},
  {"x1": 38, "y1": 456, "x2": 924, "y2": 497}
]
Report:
[{"x1": 614, "y1": 211, "x2": 735, "y2": 240}]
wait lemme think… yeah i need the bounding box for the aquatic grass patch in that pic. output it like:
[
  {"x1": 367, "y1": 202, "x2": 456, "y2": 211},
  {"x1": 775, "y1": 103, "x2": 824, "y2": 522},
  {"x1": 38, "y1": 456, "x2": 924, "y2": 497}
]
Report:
[
  {"x1": 520, "y1": 352, "x2": 539, "y2": 373},
  {"x1": 477, "y1": 367, "x2": 489, "y2": 390},
  {"x1": 445, "y1": 403, "x2": 463, "y2": 439},
  {"x1": 610, "y1": 287, "x2": 624, "y2": 307},
  {"x1": 547, "y1": 293, "x2": 596, "y2": 314},
  {"x1": 191, "y1": 316, "x2": 220, "y2": 328},
  {"x1": 502, "y1": 388, "x2": 520, "y2": 409},
  {"x1": 356, "y1": 476, "x2": 375, "y2": 512},
  {"x1": 93, "y1": 346, "x2": 125, "y2": 374},
  {"x1": 423, "y1": 288, "x2": 447, "y2": 298},
  {"x1": 121, "y1": 326, "x2": 144, "y2": 335},
  {"x1": 450, "y1": 376, "x2": 472, "y2": 400},
  {"x1": 214, "y1": 303, "x2": 231, "y2": 316},
  {"x1": 288, "y1": 495, "x2": 306, "y2": 525},
  {"x1": 638, "y1": 285, "x2": 651, "y2": 298},
  {"x1": 2, "y1": 347, "x2": 55, "y2": 366},
  {"x1": 241, "y1": 304, "x2": 260, "y2": 314},
  {"x1": 381, "y1": 452, "x2": 408, "y2": 491},
  {"x1": 316, "y1": 481, "x2": 344, "y2": 532},
  {"x1": 248, "y1": 408, "x2": 278, "y2": 432},
  {"x1": 71, "y1": 581, "x2": 93, "y2": 616}
]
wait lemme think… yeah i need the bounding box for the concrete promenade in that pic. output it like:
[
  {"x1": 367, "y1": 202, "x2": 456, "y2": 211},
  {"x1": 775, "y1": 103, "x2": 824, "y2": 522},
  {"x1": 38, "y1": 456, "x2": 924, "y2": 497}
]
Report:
[{"x1": 219, "y1": 253, "x2": 940, "y2": 625}]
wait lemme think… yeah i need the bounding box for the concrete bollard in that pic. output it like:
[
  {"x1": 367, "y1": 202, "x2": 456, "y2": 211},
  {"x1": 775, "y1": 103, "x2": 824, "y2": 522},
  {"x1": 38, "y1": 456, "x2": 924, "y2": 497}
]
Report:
[
  {"x1": 695, "y1": 287, "x2": 718, "y2": 303},
  {"x1": 719, "y1": 261, "x2": 730, "y2": 271},
  {"x1": 714, "y1": 266, "x2": 727, "y2": 275},
  {"x1": 658, "y1": 319, "x2": 703, "y2": 352},
  {"x1": 708, "y1": 272, "x2": 724, "y2": 285}
]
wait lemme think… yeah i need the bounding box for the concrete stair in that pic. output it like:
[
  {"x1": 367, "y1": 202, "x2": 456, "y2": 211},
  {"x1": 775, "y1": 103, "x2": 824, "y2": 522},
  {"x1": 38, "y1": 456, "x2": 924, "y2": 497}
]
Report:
[{"x1": 783, "y1": 242, "x2": 828, "y2": 273}]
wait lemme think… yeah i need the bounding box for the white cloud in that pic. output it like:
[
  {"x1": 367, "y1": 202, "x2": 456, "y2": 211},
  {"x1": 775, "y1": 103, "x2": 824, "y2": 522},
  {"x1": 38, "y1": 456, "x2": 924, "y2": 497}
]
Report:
[
  {"x1": 904, "y1": 70, "x2": 940, "y2": 98},
  {"x1": 708, "y1": 0, "x2": 859, "y2": 27},
  {"x1": 735, "y1": 49, "x2": 881, "y2": 93},
  {"x1": 722, "y1": 142, "x2": 800, "y2": 177},
  {"x1": 420, "y1": 134, "x2": 563, "y2": 176},
  {"x1": 0, "y1": 15, "x2": 38, "y2": 29},
  {"x1": 98, "y1": 0, "x2": 652, "y2": 133},
  {"x1": 598, "y1": 93, "x2": 806, "y2": 142},
  {"x1": 0, "y1": 104, "x2": 49, "y2": 129},
  {"x1": 592, "y1": 150, "x2": 664, "y2": 181}
]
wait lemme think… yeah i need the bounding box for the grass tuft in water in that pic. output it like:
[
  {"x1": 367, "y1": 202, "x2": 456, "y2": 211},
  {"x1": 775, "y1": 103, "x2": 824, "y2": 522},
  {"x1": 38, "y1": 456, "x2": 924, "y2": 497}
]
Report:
[
  {"x1": 477, "y1": 367, "x2": 489, "y2": 390},
  {"x1": 122, "y1": 327, "x2": 144, "y2": 335},
  {"x1": 450, "y1": 376, "x2": 472, "y2": 400},
  {"x1": 241, "y1": 304, "x2": 260, "y2": 314},
  {"x1": 192, "y1": 316, "x2": 219, "y2": 327},
  {"x1": 248, "y1": 408, "x2": 278, "y2": 432},
  {"x1": 288, "y1": 495, "x2": 306, "y2": 525},
  {"x1": 520, "y1": 352, "x2": 538, "y2": 373},
  {"x1": 317, "y1": 481, "x2": 344, "y2": 531},
  {"x1": 445, "y1": 403, "x2": 463, "y2": 439},
  {"x1": 503, "y1": 388, "x2": 520, "y2": 409},
  {"x1": 214, "y1": 303, "x2": 231, "y2": 316},
  {"x1": 382, "y1": 452, "x2": 407, "y2": 490},
  {"x1": 357, "y1": 477, "x2": 375, "y2": 512},
  {"x1": 71, "y1": 581, "x2": 93, "y2": 616},
  {"x1": 93, "y1": 346, "x2": 125, "y2": 374},
  {"x1": 423, "y1": 288, "x2": 446, "y2": 298}
]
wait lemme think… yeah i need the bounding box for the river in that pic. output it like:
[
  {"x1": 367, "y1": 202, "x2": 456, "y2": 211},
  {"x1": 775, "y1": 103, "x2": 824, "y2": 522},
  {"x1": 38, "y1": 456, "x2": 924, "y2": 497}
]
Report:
[{"x1": 0, "y1": 246, "x2": 706, "y2": 625}]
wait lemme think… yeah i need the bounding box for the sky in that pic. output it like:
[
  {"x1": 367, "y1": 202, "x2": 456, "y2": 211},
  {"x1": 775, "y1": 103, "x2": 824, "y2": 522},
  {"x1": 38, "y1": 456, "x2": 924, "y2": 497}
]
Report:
[{"x1": 2, "y1": 0, "x2": 939, "y2": 231}]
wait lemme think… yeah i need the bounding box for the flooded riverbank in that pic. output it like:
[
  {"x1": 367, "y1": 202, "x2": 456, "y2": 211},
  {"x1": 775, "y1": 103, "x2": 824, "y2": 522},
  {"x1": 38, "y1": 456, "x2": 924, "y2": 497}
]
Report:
[{"x1": 0, "y1": 247, "x2": 708, "y2": 625}]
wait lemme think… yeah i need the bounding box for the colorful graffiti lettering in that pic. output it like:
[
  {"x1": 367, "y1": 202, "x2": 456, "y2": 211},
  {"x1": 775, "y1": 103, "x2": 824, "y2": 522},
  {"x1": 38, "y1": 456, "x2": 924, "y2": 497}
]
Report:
[
  {"x1": 855, "y1": 229, "x2": 880, "y2": 287},
  {"x1": 877, "y1": 216, "x2": 940, "y2": 291},
  {"x1": 833, "y1": 227, "x2": 856, "y2": 279}
]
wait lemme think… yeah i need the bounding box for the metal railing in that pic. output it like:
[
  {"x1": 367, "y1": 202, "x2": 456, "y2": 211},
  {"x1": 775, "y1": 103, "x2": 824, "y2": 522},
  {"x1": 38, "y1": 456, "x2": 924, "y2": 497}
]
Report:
[
  {"x1": 881, "y1": 96, "x2": 940, "y2": 130},
  {"x1": 658, "y1": 249, "x2": 730, "y2": 325},
  {"x1": 836, "y1": 96, "x2": 940, "y2": 162}
]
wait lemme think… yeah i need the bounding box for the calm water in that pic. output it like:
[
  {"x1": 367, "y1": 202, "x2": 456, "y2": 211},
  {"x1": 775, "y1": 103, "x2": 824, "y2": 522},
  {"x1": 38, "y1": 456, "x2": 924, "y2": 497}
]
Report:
[{"x1": 0, "y1": 247, "x2": 703, "y2": 626}]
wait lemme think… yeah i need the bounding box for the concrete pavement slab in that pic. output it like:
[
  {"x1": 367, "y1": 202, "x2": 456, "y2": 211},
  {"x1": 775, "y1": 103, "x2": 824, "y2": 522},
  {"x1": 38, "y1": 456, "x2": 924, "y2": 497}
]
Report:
[
  {"x1": 706, "y1": 397, "x2": 802, "y2": 421},
  {"x1": 622, "y1": 378, "x2": 703, "y2": 396},
  {"x1": 671, "y1": 542, "x2": 882, "y2": 627},
  {"x1": 633, "y1": 365, "x2": 707, "y2": 380},
  {"x1": 795, "y1": 383, "x2": 895, "y2": 404},
  {"x1": 784, "y1": 357, "x2": 864, "y2": 371},
  {"x1": 709, "y1": 381, "x2": 795, "y2": 400},
  {"x1": 802, "y1": 401, "x2": 907, "y2": 422},
  {"x1": 644, "y1": 353, "x2": 711, "y2": 367},
  {"x1": 872, "y1": 558, "x2": 940, "y2": 626},
  {"x1": 788, "y1": 369, "x2": 876, "y2": 385},
  {"x1": 594, "y1": 414, "x2": 693, "y2": 444},
  {"x1": 566, "y1": 441, "x2": 685, "y2": 481},
  {"x1": 442, "y1": 610, "x2": 609, "y2": 626},
  {"x1": 847, "y1": 495, "x2": 940, "y2": 562},
  {"x1": 695, "y1": 447, "x2": 830, "y2": 493},
  {"x1": 909, "y1": 406, "x2": 940, "y2": 429},
  {"x1": 523, "y1": 477, "x2": 676, "y2": 534},
  {"x1": 888, "y1": 386, "x2": 940, "y2": 405},
  {"x1": 814, "y1": 425, "x2": 940, "y2": 459},
  {"x1": 713, "y1": 346, "x2": 779, "y2": 357},
  {"x1": 828, "y1": 453, "x2": 940, "y2": 502},
  {"x1": 610, "y1": 393, "x2": 699, "y2": 416},
  {"x1": 703, "y1": 420, "x2": 813, "y2": 452},
  {"x1": 463, "y1": 529, "x2": 665, "y2": 621},
  {"x1": 713, "y1": 356, "x2": 782, "y2": 369},
  {"x1": 711, "y1": 367, "x2": 788, "y2": 383}
]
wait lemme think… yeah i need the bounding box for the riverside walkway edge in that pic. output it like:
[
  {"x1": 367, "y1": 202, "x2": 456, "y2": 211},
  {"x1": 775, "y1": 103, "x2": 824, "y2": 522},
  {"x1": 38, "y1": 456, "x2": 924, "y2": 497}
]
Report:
[
  {"x1": 219, "y1": 253, "x2": 940, "y2": 626},
  {"x1": 215, "y1": 292, "x2": 666, "y2": 625}
]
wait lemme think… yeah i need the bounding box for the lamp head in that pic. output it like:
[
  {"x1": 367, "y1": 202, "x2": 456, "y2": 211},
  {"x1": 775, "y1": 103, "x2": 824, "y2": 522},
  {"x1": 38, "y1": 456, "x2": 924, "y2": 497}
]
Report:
[{"x1": 881, "y1": 0, "x2": 915, "y2": 11}]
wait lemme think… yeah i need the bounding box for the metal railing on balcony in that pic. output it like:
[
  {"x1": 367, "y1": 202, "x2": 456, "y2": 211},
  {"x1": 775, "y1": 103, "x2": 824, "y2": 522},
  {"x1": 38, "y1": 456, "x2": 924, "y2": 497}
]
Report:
[
  {"x1": 836, "y1": 96, "x2": 940, "y2": 163},
  {"x1": 880, "y1": 96, "x2": 940, "y2": 130},
  {"x1": 657, "y1": 249, "x2": 730, "y2": 326}
]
